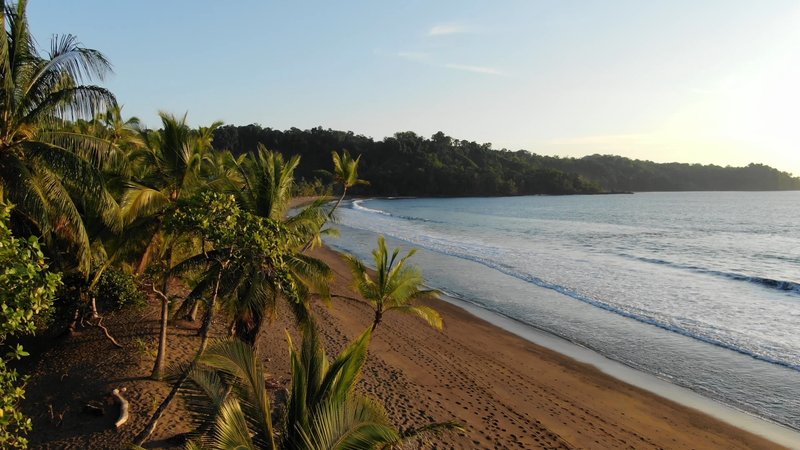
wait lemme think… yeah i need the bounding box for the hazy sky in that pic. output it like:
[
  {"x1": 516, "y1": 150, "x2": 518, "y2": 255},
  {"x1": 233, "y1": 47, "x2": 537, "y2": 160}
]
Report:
[{"x1": 29, "y1": 1, "x2": 800, "y2": 175}]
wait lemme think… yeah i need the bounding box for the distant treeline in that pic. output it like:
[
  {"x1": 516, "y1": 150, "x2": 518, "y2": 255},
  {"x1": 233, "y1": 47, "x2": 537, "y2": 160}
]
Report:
[{"x1": 213, "y1": 125, "x2": 800, "y2": 195}]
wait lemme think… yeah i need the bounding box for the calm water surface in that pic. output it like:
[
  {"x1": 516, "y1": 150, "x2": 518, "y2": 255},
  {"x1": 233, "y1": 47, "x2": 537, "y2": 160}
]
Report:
[{"x1": 326, "y1": 192, "x2": 800, "y2": 431}]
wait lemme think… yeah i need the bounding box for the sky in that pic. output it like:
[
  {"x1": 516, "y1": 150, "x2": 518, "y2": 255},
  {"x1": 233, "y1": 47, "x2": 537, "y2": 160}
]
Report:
[{"x1": 29, "y1": 1, "x2": 800, "y2": 175}]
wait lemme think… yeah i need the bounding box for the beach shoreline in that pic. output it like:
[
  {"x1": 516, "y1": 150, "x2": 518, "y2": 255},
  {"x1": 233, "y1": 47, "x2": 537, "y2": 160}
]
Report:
[
  {"x1": 19, "y1": 239, "x2": 795, "y2": 449},
  {"x1": 433, "y1": 286, "x2": 800, "y2": 447},
  {"x1": 307, "y1": 244, "x2": 794, "y2": 449}
]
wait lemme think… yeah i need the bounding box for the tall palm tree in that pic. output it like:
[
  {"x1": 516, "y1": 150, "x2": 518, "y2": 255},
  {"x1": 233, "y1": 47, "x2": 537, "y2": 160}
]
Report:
[
  {"x1": 328, "y1": 149, "x2": 368, "y2": 217},
  {"x1": 0, "y1": 0, "x2": 118, "y2": 273},
  {"x1": 178, "y1": 325, "x2": 461, "y2": 450},
  {"x1": 122, "y1": 112, "x2": 222, "y2": 380},
  {"x1": 345, "y1": 236, "x2": 443, "y2": 332},
  {"x1": 222, "y1": 147, "x2": 332, "y2": 344},
  {"x1": 234, "y1": 144, "x2": 300, "y2": 220},
  {"x1": 133, "y1": 191, "x2": 291, "y2": 446}
]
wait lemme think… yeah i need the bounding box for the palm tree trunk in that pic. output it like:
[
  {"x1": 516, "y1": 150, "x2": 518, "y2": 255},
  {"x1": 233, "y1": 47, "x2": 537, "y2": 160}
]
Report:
[
  {"x1": 134, "y1": 364, "x2": 189, "y2": 446},
  {"x1": 327, "y1": 187, "x2": 347, "y2": 219},
  {"x1": 136, "y1": 232, "x2": 160, "y2": 275},
  {"x1": 194, "y1": 267, "x2": 221, "y2": 355},
  {"x1": 301, "y1": 187, "x2": 347, "y2": 253},
  {"x1": 150, "y1": 290, "x2": 169, "y2": 380},
  {"x1": 371, "y1": 309, "x2": 382, "y2": 332},
  {"x1": 135, "y1": 266, "x2": 223, "y2": 445}
]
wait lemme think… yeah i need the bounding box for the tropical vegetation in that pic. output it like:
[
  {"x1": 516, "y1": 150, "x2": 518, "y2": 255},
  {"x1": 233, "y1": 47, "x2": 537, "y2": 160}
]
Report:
[
  {"x1": 0, "y1": 2, "x2": 459, "y2": 448},
  {"x1": 177, "y1": 325, "x2": 461, "y2": 450},
  {"x1": 345, "y1": 237, "x2": 442, "y2": 332},
  {"x1": 213, "y1": 125, "x2": 800, "y2": 195},
  {"x1": 10, "y1": 0, "x2": 800, "y2": 447},
  {"x1": 0, "y1": 201, "x2": 60, "y2": 448}
]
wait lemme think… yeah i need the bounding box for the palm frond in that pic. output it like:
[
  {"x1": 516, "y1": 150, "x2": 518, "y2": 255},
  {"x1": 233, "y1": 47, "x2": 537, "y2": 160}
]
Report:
[
  {"x1": 298, "y1": 396, "x2": 399, "y2": 450},
  {"x1": 24, "y1": 85, "x2": 116, "y2": 124},
  {"x1": 316, "y1": 328, "x2": 372, "y2": 404},
  {"x1": 198, "y1": 339, "x2": 275, "y2": 446},
  {"x1": 209, "y1": 398, "x2": 256, "y2": 450},
  {"x1": 181, "y1": 362, "x2": 230, "y2": 433},
  {"x1": 285, "y1": 253, "x2": 332, "y2": 301},
  {"x1": 386, "y1": 304, "x2": 443, "y2": 331},
  {"x1": 120, "y1": 182, "x2": 170, "y2": 224}
]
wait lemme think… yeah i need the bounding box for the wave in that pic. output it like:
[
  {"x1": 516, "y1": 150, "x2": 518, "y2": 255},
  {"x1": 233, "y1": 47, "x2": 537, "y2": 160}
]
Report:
[
  {"x1": 351, "y1": 199, "x2": 393, "y2": 216},
  {"x1": 350, "y1": 199, "x2": 442, "y2": 224},
  {"x1": 448, "y1": 247, "x2": 799, "y2": 371},
  {"x1": 340, "y1": 202, "x2": 799, "y2": 370},
  {"x1": 622, "y1": 254, "x2": 800, "y2": 295},
  {"x1": 338, "y1": 219, "x2": 800, "y2": 371}
]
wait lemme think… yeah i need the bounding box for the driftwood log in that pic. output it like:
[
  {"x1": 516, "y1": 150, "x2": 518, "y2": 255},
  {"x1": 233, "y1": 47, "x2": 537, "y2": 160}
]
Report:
[{"x1": 112, "y1": 388, "x2": 129, "y2": 428}]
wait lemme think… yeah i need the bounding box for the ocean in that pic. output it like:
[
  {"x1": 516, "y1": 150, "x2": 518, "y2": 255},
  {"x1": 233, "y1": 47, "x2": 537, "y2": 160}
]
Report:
[{"x1": 324, "y1": 192, "x2": 800, "y2": 432}]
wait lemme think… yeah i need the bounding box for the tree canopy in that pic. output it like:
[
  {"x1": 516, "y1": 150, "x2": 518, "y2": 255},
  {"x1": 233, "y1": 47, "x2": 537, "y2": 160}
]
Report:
[{"x1": 213, "y1": 125, "x2": 800, "y2": 195}]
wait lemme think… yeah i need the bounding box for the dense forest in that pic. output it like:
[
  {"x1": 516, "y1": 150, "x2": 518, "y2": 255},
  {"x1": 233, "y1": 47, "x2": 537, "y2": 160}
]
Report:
[{"x1": 213, "y1": 125, "x2": 800, "y2": 195}]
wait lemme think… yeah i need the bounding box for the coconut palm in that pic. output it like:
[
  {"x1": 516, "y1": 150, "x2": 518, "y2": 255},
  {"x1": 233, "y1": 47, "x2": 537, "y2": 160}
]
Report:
[
  {"x1": 234, "y1": 144, "x2": 301, "y2": 220},
  {"x1": 0, "y1": 0, "x2": 118, "y2": 273},
  {"x1": 220, "y1": 147, "x2": 333, "y2": 344},
  {"x1": 121, "y1": 112, "x2": 223, "y2": 380},
  {"x1": 89, "y1": 105, "x2": 146, "y2": 181},
  {"x1": 345, "y1": 236, "x2": 442, "y2": 332},
  {"x1": 328, "y1": 149, "x2": 368, "y2": 217},
  {"x1": 178, "y1": 324, "x2": 461, "y2": 450}
]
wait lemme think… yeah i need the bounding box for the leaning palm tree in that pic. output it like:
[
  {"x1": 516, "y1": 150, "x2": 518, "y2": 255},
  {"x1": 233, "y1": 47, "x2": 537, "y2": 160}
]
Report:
[
  {"x1": 345, "y1": 236, "x2": 442, "y2": 332},
  {"x1": 328, "y1": 149, "x2": 368, "y2": 217},
  {"x1": 0, "y1": 0, "x2": 118, "y2": 273},
  {"x1": 178, "y1": 324, "x2": 461, "y2": 450}
]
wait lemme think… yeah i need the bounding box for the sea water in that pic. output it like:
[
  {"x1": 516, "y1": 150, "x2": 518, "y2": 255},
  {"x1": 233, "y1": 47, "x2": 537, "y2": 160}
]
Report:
[{"x1": 324, "y1": 192, "x2": 800, "y2": 432}]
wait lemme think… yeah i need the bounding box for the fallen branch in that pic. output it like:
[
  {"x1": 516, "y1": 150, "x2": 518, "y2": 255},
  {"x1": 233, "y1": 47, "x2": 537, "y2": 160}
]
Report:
[
  {"x1": 93, "y1": 316, "x2": 124, "y2": 349},
  {"x1": 112, "y1": 388, "x2": 129, "y2": 429}
]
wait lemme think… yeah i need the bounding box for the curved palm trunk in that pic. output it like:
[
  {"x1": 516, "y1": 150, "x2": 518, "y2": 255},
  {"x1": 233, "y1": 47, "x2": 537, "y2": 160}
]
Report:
[
  {"x1": 136, "y1": 232, "x2": 160, "y2": 275},
  {"x1": 327, "y1": 186, "x2": 347, "y2": 219},
  {"x1": 135, "y1": 266, "x2": 222, "y2": 445}
]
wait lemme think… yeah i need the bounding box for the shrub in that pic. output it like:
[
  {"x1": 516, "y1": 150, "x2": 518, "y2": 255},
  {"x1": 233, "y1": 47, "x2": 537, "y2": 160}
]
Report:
[
  {"x1": 94, "y1": 268, "x2": 147, "y2": 310},
  {"x1": 0, "y1": 201, "x2": 60, "y2": 448}
]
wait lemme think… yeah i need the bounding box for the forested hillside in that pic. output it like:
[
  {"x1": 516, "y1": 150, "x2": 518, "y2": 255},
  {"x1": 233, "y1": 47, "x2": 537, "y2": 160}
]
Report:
[
  {"x1": 213, "y1": 125, "x2": 800, "y2": 195},
  {"x1": 213, "y1": 126, "x2": 601, "y2": 195},
  {"x1": 545, "y1": 154, "x2": 800, "y2": 192}
]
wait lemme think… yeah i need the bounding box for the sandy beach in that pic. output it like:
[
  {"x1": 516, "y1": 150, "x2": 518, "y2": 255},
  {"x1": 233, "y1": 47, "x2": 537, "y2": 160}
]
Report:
[
  {"x1": 22, "y1": 244, "x2": 787, "y2": 449},
  {"x1": 302, "y1": 246, "x2": 786, "y2": 450}
]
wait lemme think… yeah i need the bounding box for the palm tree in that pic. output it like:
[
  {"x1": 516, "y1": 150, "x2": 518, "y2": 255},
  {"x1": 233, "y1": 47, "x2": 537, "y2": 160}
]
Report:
[
  {"x1": 122, "y1": 112, "x2": 222, "y2": 380},
  {"x1": 134, "y1": 191, "x2": 285, "y2": 445},
  {"x1": 328, "y1": 149, "x2": 368, "y2": 217},
  {"x1": 178, "y1": 324, "x2": 461, "y2": 449},
  {"x1": 234, "y1": 144, "x2": 300, "y2": 220},
  {"x1": 345, "y1": 236, "x2": 443, "y2": 332},
  {"x1": 89, "y1": 105, "x2": 146, "y2": 182},
  {"x1": 0, "y1": 0, "x2": 118, "y2": 273},
  {"x1": 224, "y1": 147, "x2": 333, "y2": 343}
]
